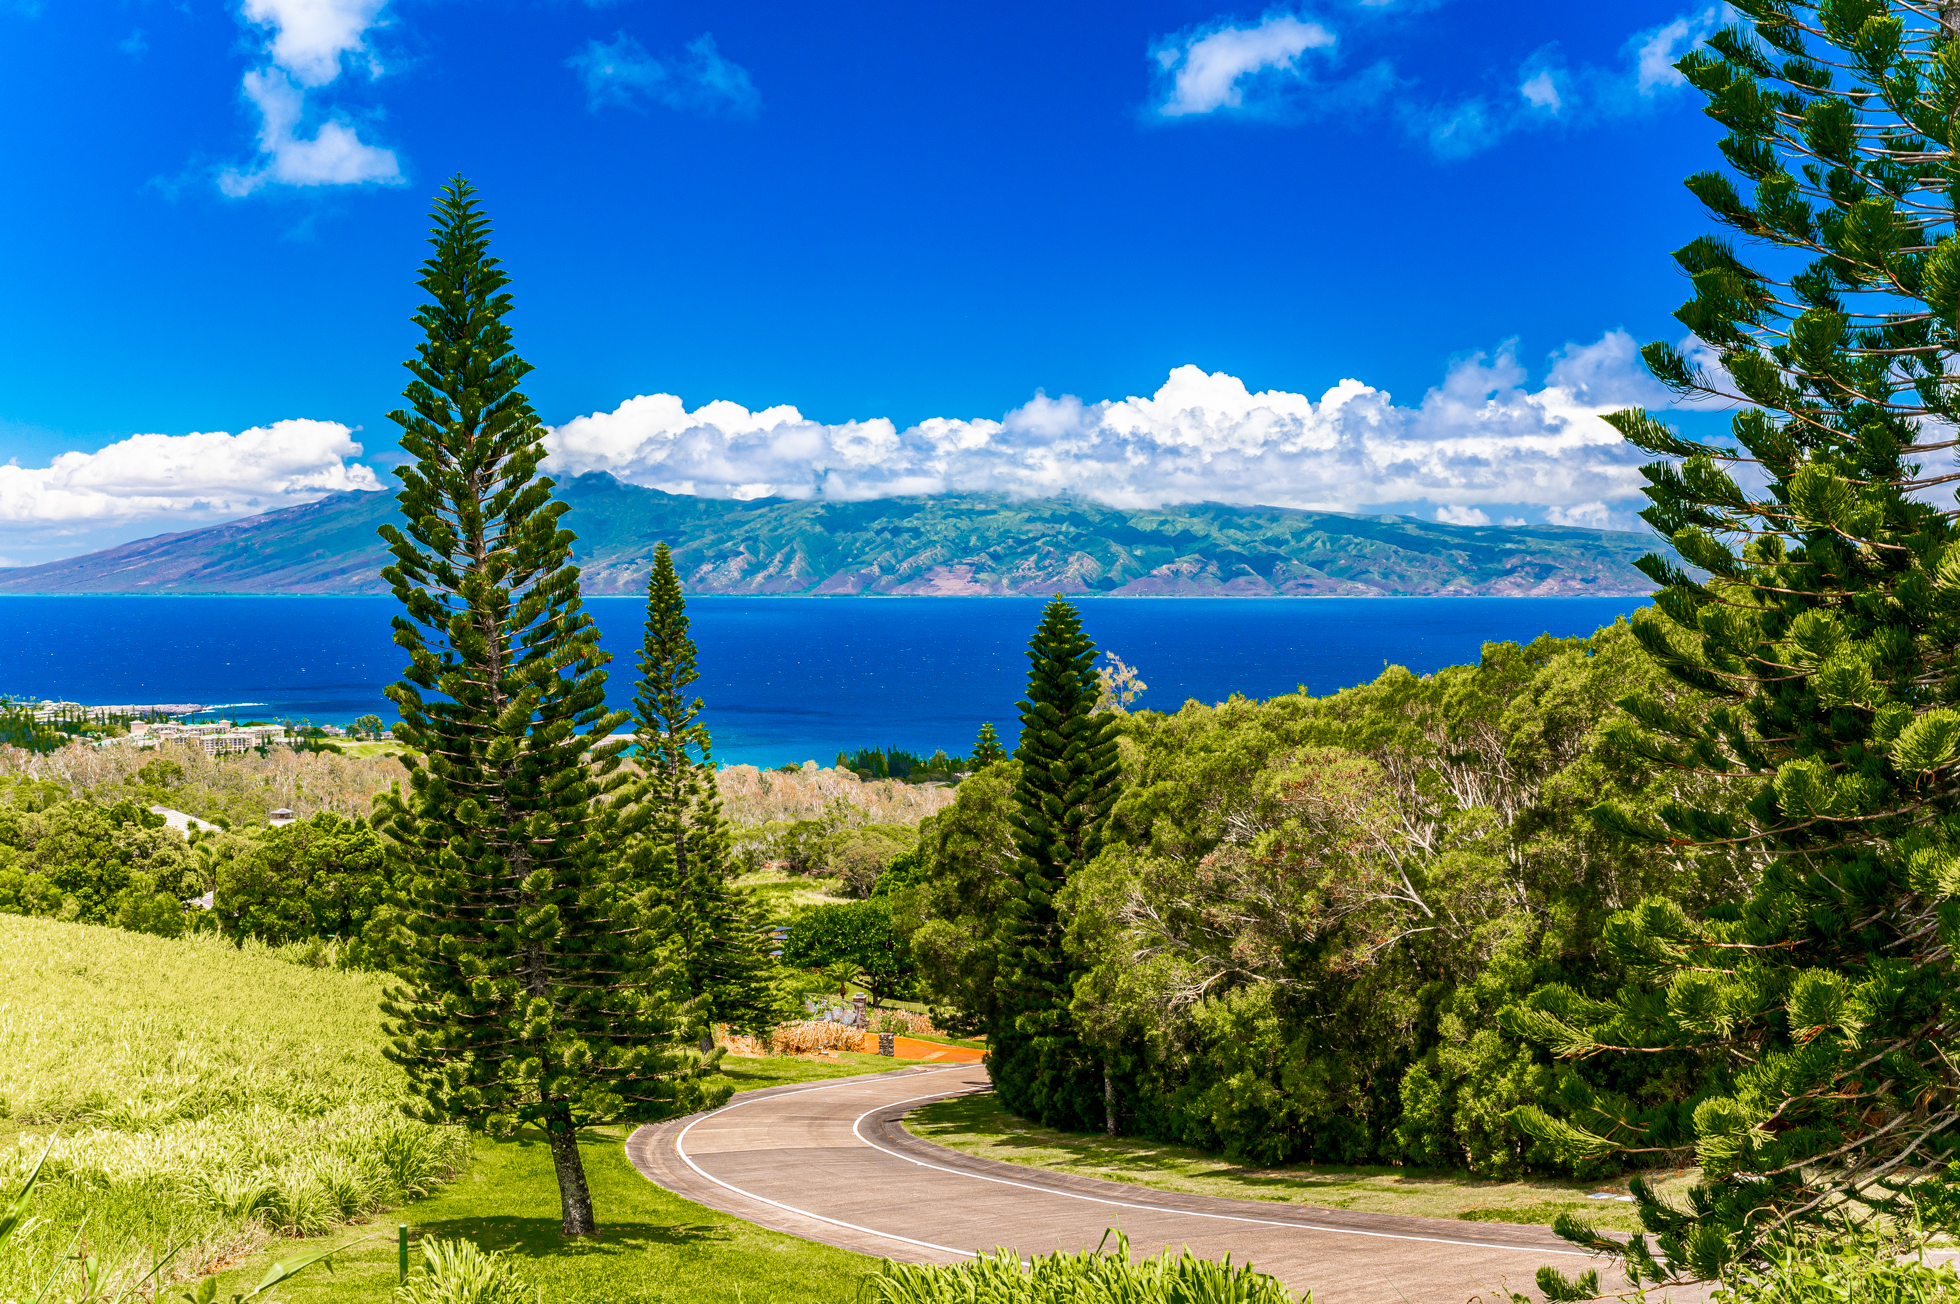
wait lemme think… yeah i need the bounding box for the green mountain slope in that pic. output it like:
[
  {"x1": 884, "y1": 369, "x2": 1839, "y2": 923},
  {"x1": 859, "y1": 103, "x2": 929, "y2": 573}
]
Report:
[{"x1": 0, "y1": 474, "x2": 1658, "y2": 596}]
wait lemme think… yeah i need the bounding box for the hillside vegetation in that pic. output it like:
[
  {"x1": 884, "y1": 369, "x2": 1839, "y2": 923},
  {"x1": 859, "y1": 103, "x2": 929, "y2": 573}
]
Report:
[
  {"x1": 0, "y1": 478, "x2": 1656, "y2": 597},
  {"x1": 0, "y1": 915, "x2": 467, "y2": 1299},
  {"x1": 901, "y1": 619, "x2": 1751, "y2": 1173}
]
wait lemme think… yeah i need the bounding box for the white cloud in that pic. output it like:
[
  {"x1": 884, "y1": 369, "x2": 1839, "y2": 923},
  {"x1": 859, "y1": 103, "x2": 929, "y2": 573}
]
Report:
[
  {"x1": 1547, "y1": 501, "x2": 1614, "y2": 530},
  {"x1": 221, "y1": 0, "x2": 401, "y2": 196},
  {"x1": 545, "y1": 330, "x2": 1672, "y2": 529},
  {"x1": 1519, "y1": 69, "x2": 1560, "y2": 112},
  {"x1": 241, "y1": 0, "x2": 385, "y2": 86},
  {"x1": 1381, "y1": 6, "x2": 1731, "y2": 157},
  {"x1": 1634, "y1": 7, "x2": 1723, "y2": 95},
  {"x1": 0, "y1": 420, "x2": 381, "y2": 524},
  {"x1": 569, "y1": 33, "x2": 761, "y2": 118},
  {"x1": 219, "y1": 70, "x2": 400, "y2": 195},
  {"x1": 1151, "y1": 11, "x2": 1336, "y2": 117},
  {"x1": 1435, "y1": 505, "x2": 1491, "y2": 526}
]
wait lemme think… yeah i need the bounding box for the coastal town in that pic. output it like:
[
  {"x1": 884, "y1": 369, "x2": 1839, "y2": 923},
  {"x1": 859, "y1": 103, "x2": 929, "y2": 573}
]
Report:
[{"x1": 5, "y1": 698, "x2": 349, "y2": 754}]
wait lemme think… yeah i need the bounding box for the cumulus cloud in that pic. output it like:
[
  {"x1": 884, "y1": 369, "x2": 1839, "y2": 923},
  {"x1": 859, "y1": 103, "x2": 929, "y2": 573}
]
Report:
[
  {"x1": 243, "y1": 0, "x2": 384, "y2": 85},
  {"x1": 545, "y1": 330, "x2": 1676, "y2": 530},
  {"x1": 1548, "y1": 501, "x2": 1615, "y2": 530},
  {"x1": 0, "y1": 420, "x2": 381, "y2": 525},
  {"x1": 220, "y1": 0, "x2": 401, "y2": 197},
  {"x1": 569, "y1": 33, "x2": 760, "y2": 118},
  {"x1": 1150, "y1": 12, "x2": 1336, "y2": 117}
]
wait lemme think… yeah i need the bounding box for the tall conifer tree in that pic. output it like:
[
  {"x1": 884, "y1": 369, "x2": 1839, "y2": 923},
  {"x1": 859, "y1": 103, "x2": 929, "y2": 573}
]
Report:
[
  {"x1": 374, "y1": 180, "x2": 712, "y2": 1238},
  {"x1": 1500, "y1": 5, "x2": 1960, "y2": 1290},
  {"x1": 991, "y1": 598, "x2": 1121, "y2": 1129},
  {"x1": 629, "y1": 543, "x2": 775, "y2": 1037}
]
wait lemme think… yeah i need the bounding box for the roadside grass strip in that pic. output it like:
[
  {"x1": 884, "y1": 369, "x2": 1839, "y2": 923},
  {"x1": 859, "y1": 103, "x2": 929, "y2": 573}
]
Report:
[{"x1": 907, "y1": 1093, "x2": 1693, "y2": 1233}]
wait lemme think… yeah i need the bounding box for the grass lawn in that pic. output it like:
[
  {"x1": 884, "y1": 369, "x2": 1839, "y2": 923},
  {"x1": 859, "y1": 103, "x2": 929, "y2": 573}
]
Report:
[
  {"x1": 336, "y1": 741, "x2": 411, "y2": 758},
  {"x1": 906, "y1": 1093, "x2": 1692, "y2": 1234},
  {"x1": 734, "y1": 869, "x2": 844, "y2": 924},
  {"x1": 210, "y1": 1055, "x2": 932, "y2": 1304}
]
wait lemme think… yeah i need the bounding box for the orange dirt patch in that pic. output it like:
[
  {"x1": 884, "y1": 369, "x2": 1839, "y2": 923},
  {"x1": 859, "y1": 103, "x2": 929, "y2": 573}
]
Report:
[{"x1": 890, "y1": 1035, "x2": 985, "y2": 1063}]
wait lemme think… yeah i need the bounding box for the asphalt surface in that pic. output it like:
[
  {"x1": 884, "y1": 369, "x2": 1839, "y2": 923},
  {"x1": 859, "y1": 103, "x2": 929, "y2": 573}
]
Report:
[{"x1": 626, "y1": 1063, "x2": 1639, "y2": 1304}]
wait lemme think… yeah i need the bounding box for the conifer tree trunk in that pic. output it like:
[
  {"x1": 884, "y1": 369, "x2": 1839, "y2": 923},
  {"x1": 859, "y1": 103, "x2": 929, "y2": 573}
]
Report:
[{"x1": 545, "y1": 1119, "x2": 596, "y2": 1238}]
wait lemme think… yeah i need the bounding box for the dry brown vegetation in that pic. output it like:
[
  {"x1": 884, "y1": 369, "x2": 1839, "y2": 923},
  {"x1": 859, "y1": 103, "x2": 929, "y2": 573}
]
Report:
[
  {"x1": 714, "y1": 1020, "x2": 872, "y2": 1057},
  {"x1": 0, "y1": 741, "x2": 407, "y2": 825},
  {"x1": 0, "y1": 744, "x2": 956, "y2": 831},
  {"x1": 715, "y1": 763, "x2": 956, "y2": 827},
  {"x1": 714, "y1": 1009, "x2": 940, "y2": 1059}
]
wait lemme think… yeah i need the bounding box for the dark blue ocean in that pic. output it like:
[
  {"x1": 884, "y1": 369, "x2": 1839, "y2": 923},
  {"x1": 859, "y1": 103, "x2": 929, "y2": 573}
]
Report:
[{"x1": 0, "y1": 597, "x2": 1647, "y2": 767}]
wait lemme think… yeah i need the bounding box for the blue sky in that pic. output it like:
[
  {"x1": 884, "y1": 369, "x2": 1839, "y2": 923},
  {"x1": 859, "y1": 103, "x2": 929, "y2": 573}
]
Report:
[{"x1": 0, "y1": 0, "x2": 1733, "y2": 565}]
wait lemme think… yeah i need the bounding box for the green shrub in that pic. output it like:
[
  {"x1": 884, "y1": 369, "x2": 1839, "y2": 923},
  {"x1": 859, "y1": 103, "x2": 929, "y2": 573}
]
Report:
[
  {"x1": 1631, "y1": 1231, "x2": 1955, "y2": 1304},
  {"x1": 784, "y1": 897, "x2": 914, "y2": 1005},
  {"x1": 395, "y1": 1237, "x2": 534, "y2": 1304},
  {"x1": 862, "y1": 1234, "x2": 1300, "y2": 1304}
]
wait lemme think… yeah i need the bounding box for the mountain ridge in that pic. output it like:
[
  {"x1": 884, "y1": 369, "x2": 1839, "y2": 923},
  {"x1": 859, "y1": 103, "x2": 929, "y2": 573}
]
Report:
[{"x1": 0, "y1": 476, "x2": 1659, "y2": 597}]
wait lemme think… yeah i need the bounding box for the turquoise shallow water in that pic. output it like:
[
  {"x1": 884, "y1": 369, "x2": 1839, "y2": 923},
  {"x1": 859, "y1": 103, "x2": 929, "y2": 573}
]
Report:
[{"x1": 0, "y1": 595, "x2": 1647, "y2": 766}]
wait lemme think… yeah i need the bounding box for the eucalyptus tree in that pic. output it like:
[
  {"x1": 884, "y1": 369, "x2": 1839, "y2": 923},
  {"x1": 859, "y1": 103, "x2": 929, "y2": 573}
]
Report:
[{"x1": 1504, "y1": 3, "x2": 1960, "y2": 1291}]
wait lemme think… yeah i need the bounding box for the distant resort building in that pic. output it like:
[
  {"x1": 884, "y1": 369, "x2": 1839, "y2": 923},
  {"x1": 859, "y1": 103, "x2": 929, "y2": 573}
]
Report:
[{"x1": 10, "y1": 698, "x2": 349, "y2": 756}]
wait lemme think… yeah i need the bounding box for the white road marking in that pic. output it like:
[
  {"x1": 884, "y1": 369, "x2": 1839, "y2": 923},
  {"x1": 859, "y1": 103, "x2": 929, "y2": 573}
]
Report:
[
  {"x1": 848, "y1": 1090, "x2": 1595, "y2": 1258},
  {"x1": 673, "y1": 1068, "x2": 978, "y2": 1257}
]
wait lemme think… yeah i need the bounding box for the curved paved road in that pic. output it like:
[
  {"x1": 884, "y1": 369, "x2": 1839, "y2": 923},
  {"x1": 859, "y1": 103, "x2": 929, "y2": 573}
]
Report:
[{"x1": 628, "y1": 1064, "x2": 1632, "y2": 1304}]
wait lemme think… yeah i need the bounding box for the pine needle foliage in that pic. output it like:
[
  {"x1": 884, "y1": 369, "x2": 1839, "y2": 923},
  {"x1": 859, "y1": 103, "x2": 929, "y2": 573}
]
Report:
[
  {"x1": 372, "y1": 178, "x2": 708, "y2": 1239},
  {"x1": 991, "y1": 598, "x2": 1121, "y2": 1129},
  {"x1": 627, "y1": 542, "x2": 775, "y2": 1037},
  {"x1": 1502, "y1": 7, "x2": 1960, "y2": 1289},
  {"x1": 973, "y1": 722, "x2": 1007, "y2": 768}
]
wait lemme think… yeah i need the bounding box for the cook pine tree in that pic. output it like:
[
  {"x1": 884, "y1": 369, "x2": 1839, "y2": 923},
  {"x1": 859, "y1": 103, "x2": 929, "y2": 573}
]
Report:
[
  {"x1": 990, "y1": 598, "x2": 1122, "y2": 1130},
  {"x1": 373, "y1": 178, "x2": 714, "y2": 1239},
  {"x1": 1501, "y1": 3, "x2": 1960, "y2": 1292},
  {"x1": 972, "y1": 722, "x2": 1007, "y2": 768},
  {"x1": 628, "y1": 542, "x2": 776, "y2": 1041}
]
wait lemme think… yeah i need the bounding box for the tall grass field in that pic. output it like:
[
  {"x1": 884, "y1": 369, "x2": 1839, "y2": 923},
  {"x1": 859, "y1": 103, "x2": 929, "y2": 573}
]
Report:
[{"x1": 0, "y1": 914, "x2": 467, "y2": 1298}]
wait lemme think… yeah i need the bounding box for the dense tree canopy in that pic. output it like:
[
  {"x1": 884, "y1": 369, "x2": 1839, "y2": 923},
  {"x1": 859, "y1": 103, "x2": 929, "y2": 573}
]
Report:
[
  {"x1": 217, "y1": 812, "x2": 389, "y2": 950},
  {"x1": 902, "y1": 624, "x2": 1751, "y2": 1174},
  {"x1": 781, "y1": 897, "x2": 914, "y2": 1006}
]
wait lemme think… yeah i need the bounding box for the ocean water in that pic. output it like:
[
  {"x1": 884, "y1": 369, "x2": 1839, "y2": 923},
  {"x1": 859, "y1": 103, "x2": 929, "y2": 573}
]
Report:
[{"x1": 0, "y1": 596, "x2": 1648, "y2": 766}]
